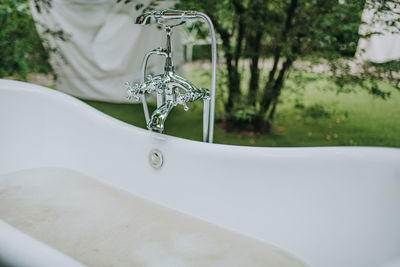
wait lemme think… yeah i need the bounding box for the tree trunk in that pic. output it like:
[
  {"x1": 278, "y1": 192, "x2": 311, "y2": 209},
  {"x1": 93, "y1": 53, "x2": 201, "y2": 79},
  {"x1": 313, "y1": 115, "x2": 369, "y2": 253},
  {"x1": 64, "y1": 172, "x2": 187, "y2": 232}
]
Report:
[
  {"x1": 259, "y1": 46, "x2": 281, "y2": 116},
  {"x1": 226, "y1": 3, "x2": 246, "y2": 115},
  {"x1": 204, "y1": 13, "x2": 241, "y2": 115},
  {"x1": 247, "y1": 30, "x2": 263, "y2": 106},
  {"x1": 267, "y1": 58, "x2": 294, "y2": 120},
  {"x1": 222, "y1": 39, "x2": 241, "y2": 114},
  {"x1": 246, "y1": 0, "x2": 267, "y2": 107},
  {"x1": 227, "y1": 13, "x2": 245, "y2": 114},
  {"x1": 258, "y1": 0, "x2": 298, "y2": 126}
]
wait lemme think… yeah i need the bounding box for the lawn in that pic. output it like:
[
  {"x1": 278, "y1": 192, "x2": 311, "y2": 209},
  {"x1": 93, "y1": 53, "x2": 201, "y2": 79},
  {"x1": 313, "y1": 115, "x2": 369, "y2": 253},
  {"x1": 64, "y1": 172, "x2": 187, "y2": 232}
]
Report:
[{"x1": 84, "y1": 68, "x2": 400, "y2": 148}]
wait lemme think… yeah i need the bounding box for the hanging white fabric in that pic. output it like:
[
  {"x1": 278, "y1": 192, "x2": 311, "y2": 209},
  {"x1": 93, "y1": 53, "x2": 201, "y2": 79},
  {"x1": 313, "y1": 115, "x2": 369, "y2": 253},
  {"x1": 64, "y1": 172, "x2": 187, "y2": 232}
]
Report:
[
  {"x1": 356, "y1": 1, "x2": 400, "y2": 63},
  {"x1": 29, "y1": 0, "x2": 183, "y2": 102}
]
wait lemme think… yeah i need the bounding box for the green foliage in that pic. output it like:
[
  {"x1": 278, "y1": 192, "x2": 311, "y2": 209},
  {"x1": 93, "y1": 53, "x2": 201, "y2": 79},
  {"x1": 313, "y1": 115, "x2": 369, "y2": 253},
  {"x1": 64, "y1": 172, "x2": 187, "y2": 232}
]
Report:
[
  {"x1": 0, "y1": 0, "x2": 51, "y2": 79},
  {"x1": 84, "y1": 68, "x2": 400, "y2": 147},
  {"x1": 188, "y1": 44, "x2": 212, "y2": 61},
  {"x1": 233, "y1": 106, "x2": 257, "y2": 122},
  {"x1": 300, "y1": 104, "x2": 331, "y2": 119},
  {"x1": 303, "y1": 1, "x2": 364, "y2": 57},
  {"x1": 177, "y1": 0, "x2": 399, "y2": 132},
  {"x1": 369, "y1": 60, "x2": 400, "y2": 71}
]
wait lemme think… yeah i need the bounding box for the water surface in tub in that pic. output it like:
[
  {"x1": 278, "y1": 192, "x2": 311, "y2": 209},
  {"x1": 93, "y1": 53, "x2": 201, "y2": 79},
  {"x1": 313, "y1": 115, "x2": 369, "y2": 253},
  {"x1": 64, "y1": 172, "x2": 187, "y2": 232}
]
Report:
[{"x1": 0, "y1": 168, "x2": 305, "y2": 267}]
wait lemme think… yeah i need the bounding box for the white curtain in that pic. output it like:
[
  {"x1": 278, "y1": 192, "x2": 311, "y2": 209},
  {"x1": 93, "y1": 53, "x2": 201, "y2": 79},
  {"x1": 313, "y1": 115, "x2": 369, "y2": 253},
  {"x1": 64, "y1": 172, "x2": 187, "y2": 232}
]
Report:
[
  {"x1": 29, "y1": 0, "x2": 183, "y2": 102},
  {"x1": 356, "y1": 1, "x2": 400, "y2": 63}
]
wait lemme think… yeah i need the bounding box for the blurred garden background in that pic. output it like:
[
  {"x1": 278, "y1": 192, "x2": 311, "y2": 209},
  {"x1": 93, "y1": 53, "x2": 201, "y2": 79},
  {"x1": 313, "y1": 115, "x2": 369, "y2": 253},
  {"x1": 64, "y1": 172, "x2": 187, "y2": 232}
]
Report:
[{"x1": 1, "y1": 0, "x2": 400, "y2": 147}]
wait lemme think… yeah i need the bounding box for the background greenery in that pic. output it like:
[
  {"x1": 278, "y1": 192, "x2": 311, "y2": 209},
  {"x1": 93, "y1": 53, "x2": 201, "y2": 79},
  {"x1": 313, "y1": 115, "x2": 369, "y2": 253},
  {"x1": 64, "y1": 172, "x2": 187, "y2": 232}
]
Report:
[
  {"x1": 85, "y1": 67, "x2": 400, "y2": 147},
  {"x1": 0, "y1": 0, "x2": 51, "y2": 79},
  {"x1": 1, "y1": 0, "x2": 399, "y2": 147}
]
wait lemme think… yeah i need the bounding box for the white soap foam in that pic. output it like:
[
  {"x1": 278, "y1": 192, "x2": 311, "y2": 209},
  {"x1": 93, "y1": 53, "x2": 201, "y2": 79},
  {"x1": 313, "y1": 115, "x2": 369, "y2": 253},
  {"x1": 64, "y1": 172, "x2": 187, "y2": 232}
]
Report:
[{"x1": 0, "y1": 168, "x2": 306, "y2": 267}]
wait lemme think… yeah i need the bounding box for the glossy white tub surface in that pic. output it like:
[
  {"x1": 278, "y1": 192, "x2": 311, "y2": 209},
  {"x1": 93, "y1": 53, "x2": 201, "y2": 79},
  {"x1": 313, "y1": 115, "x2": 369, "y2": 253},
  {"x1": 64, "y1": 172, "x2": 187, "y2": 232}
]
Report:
[{"x1": 0, "y1": 79, "x2": 399, "y2": 267}]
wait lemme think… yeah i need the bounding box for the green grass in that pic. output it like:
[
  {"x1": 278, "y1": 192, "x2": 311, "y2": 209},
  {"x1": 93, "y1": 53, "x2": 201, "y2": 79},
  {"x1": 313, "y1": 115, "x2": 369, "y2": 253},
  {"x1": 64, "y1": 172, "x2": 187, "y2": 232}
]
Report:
[{"x1": 83, "y1": 69, "x2": 400, "y2": 148}]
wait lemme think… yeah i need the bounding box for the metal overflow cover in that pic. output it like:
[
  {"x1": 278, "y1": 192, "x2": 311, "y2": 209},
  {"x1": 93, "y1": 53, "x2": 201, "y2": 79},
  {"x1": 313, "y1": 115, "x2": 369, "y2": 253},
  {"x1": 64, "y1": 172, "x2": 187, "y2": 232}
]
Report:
[{"x1": 149, "y1": 149, "x2": 163, "y2": 169}]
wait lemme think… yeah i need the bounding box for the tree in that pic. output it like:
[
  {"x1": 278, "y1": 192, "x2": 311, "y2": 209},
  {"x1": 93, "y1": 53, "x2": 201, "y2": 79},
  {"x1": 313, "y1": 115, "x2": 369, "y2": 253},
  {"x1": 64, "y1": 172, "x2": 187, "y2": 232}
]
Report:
[
  {"x1": 0, "y1": 0, "x2": 51, "y2": 78},
  {"x1": 1, "y1": 0, "x2": 158, "y2": 80},
  {"x1": 177, "y1": 0, "x2": 400, "y2": 132}
]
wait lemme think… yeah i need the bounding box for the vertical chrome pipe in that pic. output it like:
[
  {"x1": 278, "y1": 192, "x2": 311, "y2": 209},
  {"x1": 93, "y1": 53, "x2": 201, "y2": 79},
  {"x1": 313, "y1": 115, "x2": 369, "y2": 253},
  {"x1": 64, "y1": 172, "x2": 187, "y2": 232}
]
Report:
[
  {"x1": 135, "y1": 10, "x2": 217, "y2": 143},
  {"x1": 140, "y1": 51, "x2": 152, "y2": 124},
  {"x1": 203, "y1": 98, "x2": 210, "y2": 142},
  {"x1": 164, "y1": 27, "x2": 174, "y2": 71},
  {"x1": 196, "y1": 12, "x2": 216, "y2": 143},
  {"x1": 156, "y1": 94, "x2": 164, "y2": 108},
  {"x1": 141, "y1": 48, "x2": 168, "y2": 121},
  {"x1": 141, "y1": 95, "x2": 150, "y2": 123}
]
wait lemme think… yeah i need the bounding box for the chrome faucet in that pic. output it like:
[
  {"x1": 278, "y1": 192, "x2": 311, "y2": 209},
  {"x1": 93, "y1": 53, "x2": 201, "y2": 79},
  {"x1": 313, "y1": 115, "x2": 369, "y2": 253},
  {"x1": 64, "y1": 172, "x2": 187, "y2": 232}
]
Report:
[{"x1": 125, "y1": 9, "x2": 217, "y2": 143}]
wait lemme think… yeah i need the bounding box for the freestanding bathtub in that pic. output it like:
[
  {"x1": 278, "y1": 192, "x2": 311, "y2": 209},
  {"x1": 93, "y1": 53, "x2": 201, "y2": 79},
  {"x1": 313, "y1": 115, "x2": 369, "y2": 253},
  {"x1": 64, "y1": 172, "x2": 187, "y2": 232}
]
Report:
[{"x1": 0, "y1": 79, "x2": 399, "y2": 267}]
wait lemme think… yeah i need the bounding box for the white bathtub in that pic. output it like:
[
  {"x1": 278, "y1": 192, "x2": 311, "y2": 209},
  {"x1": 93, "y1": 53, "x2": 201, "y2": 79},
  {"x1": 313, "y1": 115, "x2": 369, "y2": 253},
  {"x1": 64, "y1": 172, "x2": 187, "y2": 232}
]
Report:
[{"x1": 0, "y1": 79, "x2": 399, "y2": 267}]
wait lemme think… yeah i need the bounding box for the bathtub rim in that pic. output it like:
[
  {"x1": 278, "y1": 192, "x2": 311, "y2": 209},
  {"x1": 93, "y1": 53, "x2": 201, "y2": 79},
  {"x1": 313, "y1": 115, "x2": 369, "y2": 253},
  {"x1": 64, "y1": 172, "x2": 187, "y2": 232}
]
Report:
[{"x1": 1, "y1": 78, "x2": 399, "y2": 152}]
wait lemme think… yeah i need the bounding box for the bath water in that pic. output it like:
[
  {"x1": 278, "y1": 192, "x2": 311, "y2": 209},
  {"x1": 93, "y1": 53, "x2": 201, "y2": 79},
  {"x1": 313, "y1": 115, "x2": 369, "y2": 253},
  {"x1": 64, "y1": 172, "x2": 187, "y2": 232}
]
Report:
[{"x1": 0, "y1": 168, "x2": 306, "y2": 267}]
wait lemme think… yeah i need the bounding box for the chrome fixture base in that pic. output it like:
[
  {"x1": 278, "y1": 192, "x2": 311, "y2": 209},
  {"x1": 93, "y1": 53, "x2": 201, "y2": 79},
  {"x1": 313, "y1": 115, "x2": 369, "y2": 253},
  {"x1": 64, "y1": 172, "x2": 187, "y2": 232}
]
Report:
[{"x1": 126, "y1": 9, "x2": 217, "y2": 143}]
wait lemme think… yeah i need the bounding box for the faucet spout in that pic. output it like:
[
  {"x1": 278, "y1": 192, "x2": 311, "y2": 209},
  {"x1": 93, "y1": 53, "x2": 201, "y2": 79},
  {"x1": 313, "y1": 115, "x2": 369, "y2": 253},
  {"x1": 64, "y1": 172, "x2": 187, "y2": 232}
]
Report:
[
  {"x1": 127, "y1": 9, "x2": 217, "y2": 142},
  {"x1": 147, "y1": 101, "x2": 175, "y2": 132}
]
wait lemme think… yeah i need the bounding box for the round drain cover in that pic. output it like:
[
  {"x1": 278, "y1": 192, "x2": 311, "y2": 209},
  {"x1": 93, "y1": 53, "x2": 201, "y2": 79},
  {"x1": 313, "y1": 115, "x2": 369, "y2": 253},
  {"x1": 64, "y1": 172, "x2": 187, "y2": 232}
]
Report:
[{"x1": 149, "y1": 149, "x2": 163, "y2": 169}]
